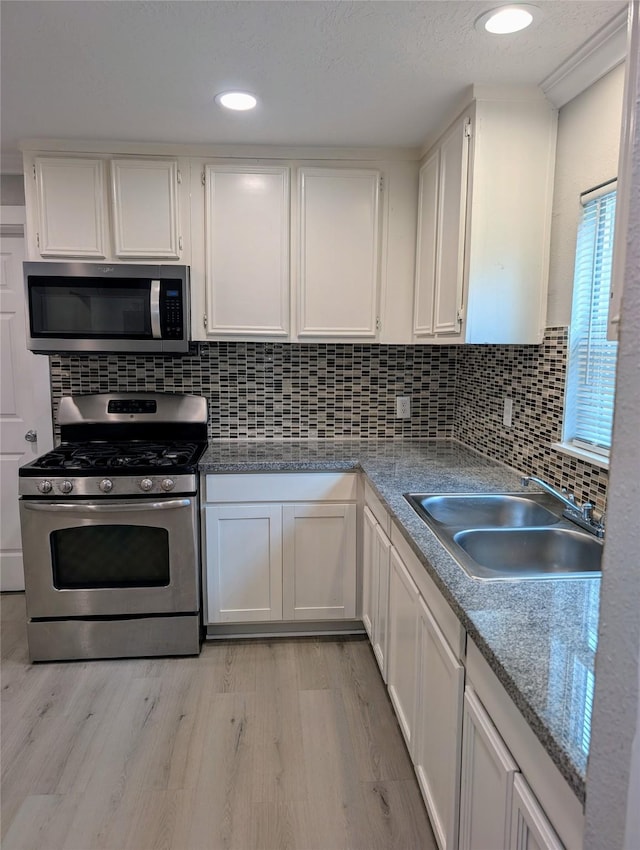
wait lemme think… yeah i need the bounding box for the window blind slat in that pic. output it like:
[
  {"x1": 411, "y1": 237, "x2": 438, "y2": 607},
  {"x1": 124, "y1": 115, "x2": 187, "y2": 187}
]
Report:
[{"x1": 565, "y1": 189, "x2": 618, "y2": 452}]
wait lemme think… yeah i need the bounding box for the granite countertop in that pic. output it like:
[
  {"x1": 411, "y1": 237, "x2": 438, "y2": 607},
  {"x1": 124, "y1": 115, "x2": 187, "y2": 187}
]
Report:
[{"x1": 199, "y1": 438, "x2": 598, "y2": 804}]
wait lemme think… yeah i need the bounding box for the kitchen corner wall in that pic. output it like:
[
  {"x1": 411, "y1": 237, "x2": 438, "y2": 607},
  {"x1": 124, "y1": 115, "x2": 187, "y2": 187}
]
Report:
[{"x1": 49, "y1": 325, "x2": 609, "y2": 509}]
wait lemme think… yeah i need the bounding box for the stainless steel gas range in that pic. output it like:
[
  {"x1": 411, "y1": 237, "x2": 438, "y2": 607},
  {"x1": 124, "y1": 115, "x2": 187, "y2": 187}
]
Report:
[{"x1": 18, "y1": 392, "x2": 208, "y2": 662}]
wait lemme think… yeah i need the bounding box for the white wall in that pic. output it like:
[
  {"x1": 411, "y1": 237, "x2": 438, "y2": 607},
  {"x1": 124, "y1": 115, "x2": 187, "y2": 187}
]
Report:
[{"x1": 546, "y1": 63, "x2": 625, "y2": 326}]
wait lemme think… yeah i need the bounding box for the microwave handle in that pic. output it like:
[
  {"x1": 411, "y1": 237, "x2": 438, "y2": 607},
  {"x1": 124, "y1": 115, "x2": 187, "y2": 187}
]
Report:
[{"x1": 150, "y1": 280, "x2": 162, "y2": 339}]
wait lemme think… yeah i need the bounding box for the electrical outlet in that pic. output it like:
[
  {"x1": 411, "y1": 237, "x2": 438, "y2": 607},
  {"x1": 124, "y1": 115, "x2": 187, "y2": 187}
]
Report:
[
  {"x1": 503, "y1": 397, "x2": 513, "y2": 428},
  {"x1": 396, "y1": 396, "x2": 411, "y2": 418}
]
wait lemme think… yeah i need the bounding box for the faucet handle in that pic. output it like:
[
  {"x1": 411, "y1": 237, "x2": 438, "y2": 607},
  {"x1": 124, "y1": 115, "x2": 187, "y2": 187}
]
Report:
[{"x1": 581, "y1": 502, "x2": 594, "y2": 521}]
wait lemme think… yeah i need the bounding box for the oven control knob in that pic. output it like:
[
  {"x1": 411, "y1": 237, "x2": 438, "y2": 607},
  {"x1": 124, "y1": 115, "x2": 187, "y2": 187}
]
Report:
[
  {"x1": 38, "y1": 480, "x2": 53, "y2": 494},
  {"x1": 59, "y1": 480, "x2": 73, "y2": 494},
  {"x1": 140, "y1": 478, "x2": 154, "y2": 492},
  {"x1": 99, "y1": 478, "x2": 114, "y2": 493},
  {"x1": 161, "y1": 478, "x2": 175, "y2": 492}
]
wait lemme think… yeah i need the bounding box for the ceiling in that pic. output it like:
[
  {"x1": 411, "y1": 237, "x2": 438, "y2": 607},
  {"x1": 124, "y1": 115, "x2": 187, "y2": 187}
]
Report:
[{"x1": 0, "y1": 0, "x2": 628, "y2": 170}]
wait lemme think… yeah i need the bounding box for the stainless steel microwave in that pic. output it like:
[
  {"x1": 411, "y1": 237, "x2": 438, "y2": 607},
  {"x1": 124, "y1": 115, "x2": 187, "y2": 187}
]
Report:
[{"x1": 24, "y1": 262, "x2": 190, "y2": 354}]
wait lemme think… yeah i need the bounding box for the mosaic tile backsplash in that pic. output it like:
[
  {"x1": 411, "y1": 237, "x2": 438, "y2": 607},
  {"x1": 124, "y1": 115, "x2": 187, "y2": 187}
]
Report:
[{"x1": 48, "y1": 328, "x2": 609, "y2": 510}]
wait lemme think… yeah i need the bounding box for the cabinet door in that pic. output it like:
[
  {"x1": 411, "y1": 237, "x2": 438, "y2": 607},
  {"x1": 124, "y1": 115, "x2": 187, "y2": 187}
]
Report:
[
  {"x1": 34, "y1": 157, "x2": 107, "y2": 258},
  {"x1": 372, "y1": 521, "x2": 391, "y2": 681},
  {"x1": 510, "y1": 775, "x2": 564, "y2": 850},
  {"x1": 387, "y1": 547, "x2": 419, "y2": 751},
  {"x1": 414, "y1": 596, "x2": 464, "y2": 850},
  {"x1": 362, "y1": 506, "x2": 377, "y2": 639},
  {"x1": 433, "y1": 116, "x2": 470, "y2": 335},
  {"x1": 413, "y1": 149, "x2": 439, "y2": 336},
  {"x1": 110, "y1": 159, "x2": 181, "y2": 259},
  {"x1": 204, "y1": 165, "x2": 290, "y2": 336},
  {"x1": 459, "y1": 686, "x2": 518, "y2": 850},
  {"x1": 204, "y1": 504, "x2": 283, "y2": 623},
  {"x1": 297, "y1": 167, "x2": 380, "y2": 337},
  {"x1": 282, "y1": 503, "x2": 356, "y2": 620}
]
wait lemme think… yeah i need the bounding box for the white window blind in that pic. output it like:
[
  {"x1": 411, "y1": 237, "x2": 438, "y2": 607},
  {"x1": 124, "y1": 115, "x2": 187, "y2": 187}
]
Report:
[{"x1": 565, "y1": 185, "x2": 618, "y2": 455}]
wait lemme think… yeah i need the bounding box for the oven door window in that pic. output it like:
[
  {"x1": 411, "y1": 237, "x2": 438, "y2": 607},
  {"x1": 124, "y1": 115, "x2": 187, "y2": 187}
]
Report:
[{"x1": 51, "y1": 525, "x2": 170, "y2": 588}]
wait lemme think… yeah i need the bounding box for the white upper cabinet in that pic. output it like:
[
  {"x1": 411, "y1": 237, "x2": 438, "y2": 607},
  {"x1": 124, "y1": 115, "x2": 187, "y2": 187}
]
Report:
[
  {"x1": 26, "y1": 153, "x2": 186, "y2": 262},
  {"x1": 203, "y1": 164, "x2": 290, "y2": 336},
  {"x1": 34, "y1": 157, "x2": 108, "y2": 258},
  {"x1": 414, "y1": 88, "x2": 558, "y2": 344},
  {"x1": 110, "y1": 158, "x2": 181, "y2": 259},
  {"x1": 296, "y1": 167, "x2": 381, "y2": 338}
]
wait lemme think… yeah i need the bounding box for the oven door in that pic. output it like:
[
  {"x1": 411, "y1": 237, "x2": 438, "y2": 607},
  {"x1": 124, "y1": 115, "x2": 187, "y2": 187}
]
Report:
[{"x1": 20, "y1": 496, "x2": 199, "y2": 618}]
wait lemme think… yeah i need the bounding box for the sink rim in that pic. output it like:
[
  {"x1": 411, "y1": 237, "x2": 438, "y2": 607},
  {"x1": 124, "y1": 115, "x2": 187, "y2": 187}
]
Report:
[
  {"x1": 403, "y1": 491, "x2": 603, "y2": 582},
  {"x1": 405, "y1": 491, "x2": 563, "y2": 530}
]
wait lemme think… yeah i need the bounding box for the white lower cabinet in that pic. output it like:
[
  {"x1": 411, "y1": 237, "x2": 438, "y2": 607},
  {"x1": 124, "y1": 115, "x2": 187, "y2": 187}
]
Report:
[
  {"x1": 203, "y1": 473, "x2": 357, "y2": 626},
  {"x1": 459, "y1": 686, "x2": 518, "y2": 850},
  {"x1": 510, "y1": 774, "x2": 564, "y2": 850},
  {"x1": 387, "y1": 547, "x2": 420, "y2": 750},
  {"x1": 414, "y1": 595, "x2": 464, "y2": 850},
  {"x1": 362, "y1": 505, "x2": 391, "y2": 680}
]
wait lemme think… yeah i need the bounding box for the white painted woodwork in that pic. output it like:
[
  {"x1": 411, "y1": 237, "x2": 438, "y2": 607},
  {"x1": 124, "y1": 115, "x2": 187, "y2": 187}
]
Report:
[
  {"x1": 414, "y1": 88, "x2": 558, "y2": 344},
  {"x1": 466, "y1": 640, "x2": 584, "y2": 850},
  {"x1": 205, "y1": 472, "x2": 358, "y2": 504},
  {"x1": 372, "y1": 522, "x2": 391, "y2": 681},
  {"x1": 413, "y1": 149, "x2": 440, "y2": 335},
  {"x1": 414, "y1": 595, "x2": 465, "y2": 850},
  {"x1": 459, "y1": 686, "x2": 518, "y2": 850},
  {"x1": 433, "y1": 116, "x2": 469, "y2": 334},
  {"x1": 110, "y1": 158, "x2": 180, "y2": 258},
  {"x1": 363, "y1": 481, "x2": 391, "y2": 535},
  {"x1": 0, "y1": 212, "x2": 53, "y2": 591},
  {"x1": 282, "y1": 503, "x2": 356, "y2": 620},
  {"x1": 34, "y1": 157, "x2": 108, "y2": 258},
  {"x1": 510, "y1": 774, "x2": 565, "y2": 850},
  {"x1": 387, "y1": 546, "x2": 420, "y2": 752},
  {"x1": 297, "y1": 167, "x2": 380, "y2": 337},
  {"x1": 204, "y1": 504, "x2": 283, "y2": 623},
  {"x1": 362, "y1": 506, "x2": 377, "y2": 639},
  {"x1": 204, "y1": 165, "x2": 290, "y2": 336},
  {"x1": 390, "y1": 522, "x2": 466, "y2": 662}
]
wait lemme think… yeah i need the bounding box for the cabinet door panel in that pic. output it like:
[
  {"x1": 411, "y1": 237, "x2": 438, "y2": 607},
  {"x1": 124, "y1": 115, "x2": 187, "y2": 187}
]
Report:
[
  {"x1": 111, "y1": 159, "x2": 180, "y2": 258},
  {"x1": 459, "y1": 687, "x2": 518, "y2": 850},
  {"x1": 298, "y1": 168, "x2": 380, "y2": 337},
  {"x1": 387, "y1": 547, "x2": 419, "y2": 750},
  {"x1": 414, "y1": 150, "x2": 439, "y2": 336},
  {"x1": 434, "y1": 118, "x2": 469, "y2": 334},
  {"x1": 510, "y1": 774, "x2": 564, "y2": 850},
  {"x1": 205, "y1": 504, "x2": 282, "y2": 623},
  {"x1": 282, "y1": 503, "x2": 356, "y2": 620},
  {"x1": 372, "y1": 522, "x2": 391, "y2": 680},
  {"x1": 35, "y1": 157, "x2": 107, "y2": 258},
  {"x1": 415, "y1": 596, "x2": 464, "y2": 850},
  {"x1": 205, "y1": 166, "x2": 290, "y2": 335},
  {"x1": 362, "y1": 506, "x2": 377, "y2": 639}
]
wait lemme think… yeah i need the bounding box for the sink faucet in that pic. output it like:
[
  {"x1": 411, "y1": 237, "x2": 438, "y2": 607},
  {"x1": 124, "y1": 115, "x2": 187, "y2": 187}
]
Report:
[{"x1": 521, "y1": 476, "x2": 605, "y2": 539}]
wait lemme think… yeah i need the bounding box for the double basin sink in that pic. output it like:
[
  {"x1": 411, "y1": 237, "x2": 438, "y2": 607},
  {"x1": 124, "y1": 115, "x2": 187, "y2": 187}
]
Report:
[{"x1": 405, "y1": 493, "x2": 603, "y2": 581}]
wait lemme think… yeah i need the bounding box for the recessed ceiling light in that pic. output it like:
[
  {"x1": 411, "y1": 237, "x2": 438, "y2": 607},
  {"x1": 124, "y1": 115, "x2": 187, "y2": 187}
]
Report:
[
  {"x1": 475, "y1": 5, "x2": 538, "y2": 35},
  {"x1": 215, "y1": 91, "x2": 257, "y2": 111}
]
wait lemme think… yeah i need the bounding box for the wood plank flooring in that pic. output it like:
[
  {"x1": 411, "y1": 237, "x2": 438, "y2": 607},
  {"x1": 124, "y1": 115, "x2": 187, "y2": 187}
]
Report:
[{"x1": 1, "y1": 593, "x2": 438, "y2": 850}]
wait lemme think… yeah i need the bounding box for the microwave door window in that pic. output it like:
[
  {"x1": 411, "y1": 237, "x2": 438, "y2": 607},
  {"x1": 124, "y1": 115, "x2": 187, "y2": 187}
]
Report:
[{"x1": 29, "y1": 280, "x2": 152, "y2": 338}]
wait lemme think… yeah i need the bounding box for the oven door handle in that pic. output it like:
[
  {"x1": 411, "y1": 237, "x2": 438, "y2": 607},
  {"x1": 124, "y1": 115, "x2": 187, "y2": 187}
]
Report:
[{"x1": 22, "y1": 499, "x2": 192, "y2": 512}]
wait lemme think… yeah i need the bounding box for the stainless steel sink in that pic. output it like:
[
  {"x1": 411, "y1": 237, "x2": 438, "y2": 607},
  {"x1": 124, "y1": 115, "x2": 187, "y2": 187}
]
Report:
[
  {"x1": 407, "y1": 493, "x2": 561, "y2": 529},
  {"x1": 404, "y1": 492, "x2": 603, "y2": 581},
  {"x1": 453, "y1": 527, "x2": 602, "y2": 580}
]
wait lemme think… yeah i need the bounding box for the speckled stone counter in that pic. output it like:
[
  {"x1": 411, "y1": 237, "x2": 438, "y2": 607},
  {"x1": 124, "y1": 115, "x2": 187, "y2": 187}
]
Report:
[{"x1": 200, "y1": 439, "x2": 599, "y2": 804}]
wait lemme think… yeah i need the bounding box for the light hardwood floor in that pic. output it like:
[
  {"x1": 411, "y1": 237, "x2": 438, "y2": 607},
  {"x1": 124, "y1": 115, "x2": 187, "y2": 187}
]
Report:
[{"x1": 1, "y1": 593, "x2": 438, "y2": 850}]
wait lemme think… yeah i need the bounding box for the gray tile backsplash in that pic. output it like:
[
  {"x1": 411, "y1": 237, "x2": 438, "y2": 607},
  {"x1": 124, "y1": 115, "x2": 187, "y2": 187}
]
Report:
[{"x1": 48, "y1": 328, "x2": 609, "y2": 510}]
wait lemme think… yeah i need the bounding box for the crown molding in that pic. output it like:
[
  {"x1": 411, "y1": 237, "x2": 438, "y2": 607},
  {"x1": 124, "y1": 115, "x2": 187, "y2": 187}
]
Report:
[{"x1": 541, "y1": 8, "x2": 629, "y2": 108}]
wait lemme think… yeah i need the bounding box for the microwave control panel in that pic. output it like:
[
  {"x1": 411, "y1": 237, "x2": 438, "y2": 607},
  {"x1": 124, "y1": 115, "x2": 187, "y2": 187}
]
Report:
[{"x1": 160, "y1": 283, "x2": 185, "y2": 339}]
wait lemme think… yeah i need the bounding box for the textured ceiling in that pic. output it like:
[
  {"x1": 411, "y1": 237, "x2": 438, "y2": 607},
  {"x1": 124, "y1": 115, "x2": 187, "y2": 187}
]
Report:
[{"x1": 0, "y1": 0, "x2": 628, "y2": 166}]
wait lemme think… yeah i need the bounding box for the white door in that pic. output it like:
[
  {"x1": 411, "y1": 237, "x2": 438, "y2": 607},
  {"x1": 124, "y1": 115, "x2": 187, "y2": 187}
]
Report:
[
  {"x1": 282, "y1": 503, "x2": 356, "y2": 620},
  {"x1": 387, "y1": 547, "x2": 419, "y2": 751},
  {"x1": 509, "y1": 775, "x2": 565, "y2": 850},
  {"x1": 372, "y1": 521, "x2": 391, "y2": 680},
  {"x1": 0, "y1": 208, "x2": 53, "y2": 590},
  {"x1": 204, "y1": 503, "x2": 283, "y2": 623}
]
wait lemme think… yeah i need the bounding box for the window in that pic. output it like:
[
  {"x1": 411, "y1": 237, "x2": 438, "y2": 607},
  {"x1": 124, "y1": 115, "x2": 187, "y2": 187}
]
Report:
[{"x1": 564, "y1": 183, "x2": 618, "y2": 458}]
